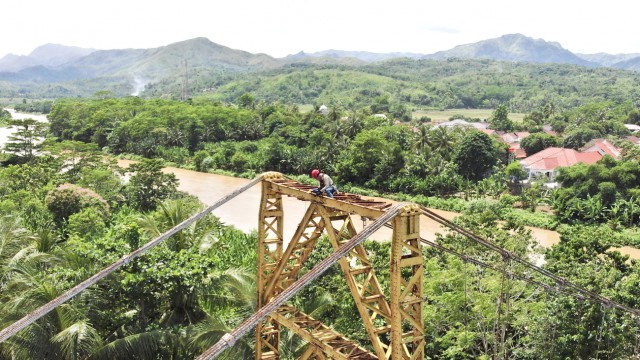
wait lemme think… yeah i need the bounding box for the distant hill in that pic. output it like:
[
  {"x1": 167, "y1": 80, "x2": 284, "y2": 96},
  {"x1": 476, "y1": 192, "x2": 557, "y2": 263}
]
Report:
[
  {"x1": 608, "y1": 56, "x2": 640, "y2": 72},
  {"x1": 0, "y1": 65, "x2": 87, "y2": 83},
  {"x1": 28, "y1": 44, "x2": 96, "y2": 67},
  {"x1": 577, "y1": 52, "x2": 640, "y2": 66},
  {"x1": 63, "y1": 37, "x2": 282, "y2": 78},
  {"x1": 288, "y1": 50, "x2": 423, "y2": 63},
  {"x1": 0, "y1": 38, "x2": 290, "y2": 97},
  {"x1": 0, "y1": 44, "x2": 96, "y2": 72},
  {"x1": 282, "y1": 51, "x2": 367, "y2": 66},
  {"x1": 422, "y1": 33, "x2": 598, "y2": 67},
  {"x1": 0, "y1": 54, "x2": 40, "y2": 73},
  {"x1": 1, "y1": 34, "x2": 640, "y2": 100}
]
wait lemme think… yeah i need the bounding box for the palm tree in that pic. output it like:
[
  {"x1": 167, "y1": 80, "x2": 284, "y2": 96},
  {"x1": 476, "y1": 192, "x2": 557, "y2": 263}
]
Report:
[
  {"x1": 341, "y1": 112, "x2": 363, "y2": 139},
  {"x1": 0, "y1": 215, "x2": 100, "y2": 359},
  {"x1": 188, "y1": 269, "x2": 257, "y2": 359},
  {"x1": 0, "y1": 215, "x2": 31, "y2": 275},
  {"x1": 279, "y1": 293, "x2": 333, "y2": 359},
  {"x1": 87, "y1": 199, "x2": 227, "y2": 360},
  {"x1": 134, "y1": 199, "x2": 224, "y2": 328},
  {"x1": 1, "y1": 260, "x2": 103, "y2": 360},
  {"x1": 430, "y1": 126, "x2": 457, "y2": 160},
  {"x1": 136, "y1": 198, "x2": 221, "y2": 252},
  {"x1": 543, "y1": 102, "x2": 556, "y2": 120},
  {"x1": 412, "y1": 125, "x2": 432, "y2": 154}
]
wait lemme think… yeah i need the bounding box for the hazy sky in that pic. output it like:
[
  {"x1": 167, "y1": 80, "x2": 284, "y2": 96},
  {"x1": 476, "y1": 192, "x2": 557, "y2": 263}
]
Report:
[{"x1": 3, "y1": 0, "x2": 639, "y2": 58}]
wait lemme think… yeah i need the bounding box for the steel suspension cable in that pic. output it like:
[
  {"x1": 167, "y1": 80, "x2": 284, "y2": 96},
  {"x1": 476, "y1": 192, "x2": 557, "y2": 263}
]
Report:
[
  {"x1": 418, "y1": 236, "x2": 556, "y2": 292},
  {"x1": 0, "y1": 174, "x2": 265, "y2": 344},
  {"x1": 418, "y1": 206, "x2": 640, "y2": 317},
  {"x1": 195, "y1": 202, "x2": 407, "y2": 360},
  {"x1": 381, "y1": 222, "x2": 559, "y2": 295}
]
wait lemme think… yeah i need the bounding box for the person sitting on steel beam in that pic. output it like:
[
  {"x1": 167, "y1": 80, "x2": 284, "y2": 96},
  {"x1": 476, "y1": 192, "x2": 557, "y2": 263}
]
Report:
[{"x1": 310, "y1": 169, "x2": 338, "y2": 198}]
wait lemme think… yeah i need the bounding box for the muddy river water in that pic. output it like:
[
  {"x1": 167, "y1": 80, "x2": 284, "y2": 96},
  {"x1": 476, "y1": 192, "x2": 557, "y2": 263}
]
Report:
[
  {"x1": 2, "y1": 110, "x2": 638, "y2": 259},
  {"x1": 117, "y1": 160, "x2": 640, "y2": 260}
]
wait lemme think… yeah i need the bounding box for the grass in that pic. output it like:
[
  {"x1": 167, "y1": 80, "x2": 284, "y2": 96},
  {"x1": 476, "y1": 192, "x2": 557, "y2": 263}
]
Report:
[
  {"x1": 298, "y1": 104, "x2": 315, "y2": 113},
  {"x1": 413, "y1": 108, "x2": 526, "y2": 123}
]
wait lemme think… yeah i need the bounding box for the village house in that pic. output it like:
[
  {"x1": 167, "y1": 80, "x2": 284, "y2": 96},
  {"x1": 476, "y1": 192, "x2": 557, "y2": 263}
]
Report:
[
  {"x1": 519, "y1": 147, "x2": 602, "y2": 185},
  {"x1": 500, "y1": 131, "x2": 530, "y2": 159},
  {"x1": 624, "y1": 124, "x2": 640, "y2": 133},
  {"x1": 432, "y1": 119, "x2": 488, "y2": 130},
  {"x1": 519, "y1": 138, "x2": 623, "y2": 187},
  {"x1": 580, "y1": 138, "x2": 621, "y2": 159}
]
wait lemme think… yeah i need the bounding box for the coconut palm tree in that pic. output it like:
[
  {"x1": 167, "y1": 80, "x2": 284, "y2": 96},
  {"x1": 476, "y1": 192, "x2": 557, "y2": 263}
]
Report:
[
  {"x1": 188, "y1": 269, "x2": 257, "y2": 359},
  {"x1": 430, "y1": 126, "x2": 458, "y2": 160},
  {"x1": 412, "y1": 124, "x2": 432, "y2": 154},
  {"x1": 88, "y1": 199, "x2": 227, "y2": 359},
  {"x1": 1, "y1": 260, "x2": 103, "y2": 360},
  {"x1": 0, "y1": 215, "x2": 31, "y2": 277},
  {"x1": 341, "y1": 112, "x2": 363, "y2": 139},
  {"x1": 136, "y1": 198, "x2": 221, "y2": 253},
  {"x1": 279, "y1": 293, "x2": 333, "y2": 359},
  {"x1": 0, "y1": 215, "x2": 101, "y2": 359}
]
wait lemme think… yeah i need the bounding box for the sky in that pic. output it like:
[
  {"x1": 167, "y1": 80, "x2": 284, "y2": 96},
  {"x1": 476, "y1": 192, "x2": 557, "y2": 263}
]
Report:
[{"x1": 2, "y1": 0, "x2": 639, "y2": 59}]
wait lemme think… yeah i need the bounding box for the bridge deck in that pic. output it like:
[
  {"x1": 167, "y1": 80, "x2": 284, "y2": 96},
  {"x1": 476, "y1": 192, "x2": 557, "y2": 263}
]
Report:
[{"x1": 267, "y1": 178, "x2": 393, "y2": 219}]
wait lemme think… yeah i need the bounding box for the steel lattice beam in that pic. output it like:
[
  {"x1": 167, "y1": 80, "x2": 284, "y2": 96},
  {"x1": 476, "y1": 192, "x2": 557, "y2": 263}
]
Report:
[
  {"x1": 317, "y1": 207, "x2": 393, "y2": 359},
  {"x1": 390, "y1": 204, "x2": 425, "y2": 359},
  {"x1": 253, "y1": 175, "x2": 424, "y2": 360},
  {"x1": 257, "y1": 174, "x2": 285, "y2": 359}
]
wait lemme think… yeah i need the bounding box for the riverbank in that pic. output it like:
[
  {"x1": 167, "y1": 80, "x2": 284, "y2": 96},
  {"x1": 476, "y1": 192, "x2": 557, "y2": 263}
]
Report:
[
  {"x1": 117, "y1": 160, "x2": 561, "y2": 247},
  {"x1": 0, "y1": 109, "x2": 48, "y2": 149},
  {"x1": 116, "y1": 160, "x2": 640, "y2": 261}
]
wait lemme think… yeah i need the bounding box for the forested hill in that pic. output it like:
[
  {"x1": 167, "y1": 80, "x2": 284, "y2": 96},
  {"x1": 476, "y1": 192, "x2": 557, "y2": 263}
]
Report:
[
  {"x1": 193, "y1": 58, "x2": 640, "y2": 114},
  {"x1": 423, "y1": 34, "x2": 596, "y2": 67},
  {"x1": 4, "y1": 57, "x2": 640, "y2": 115},
  {"x1": 1, "y1": 35, "x2": 640, "y2": 112}
]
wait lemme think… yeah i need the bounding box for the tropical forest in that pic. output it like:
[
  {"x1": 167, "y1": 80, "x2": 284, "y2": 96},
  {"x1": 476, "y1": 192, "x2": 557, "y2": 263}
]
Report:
[{"x1": 2, "y1": 51, "x2": 640, "y2": 359}]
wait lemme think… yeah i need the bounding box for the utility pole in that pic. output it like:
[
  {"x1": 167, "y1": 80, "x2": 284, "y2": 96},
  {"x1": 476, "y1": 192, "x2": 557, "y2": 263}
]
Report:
[{"x1": 181, "y1": 59, "x2": 189, "y2": 101}]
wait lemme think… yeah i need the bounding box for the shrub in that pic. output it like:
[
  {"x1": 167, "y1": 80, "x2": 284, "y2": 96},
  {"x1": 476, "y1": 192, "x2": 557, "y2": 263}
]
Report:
[
  {"x1": 67, "y1": 208, "x2": 107, "y2": 239},
  {"x1": 45, "y1": 183, "x2": 110, "y2": 225}
]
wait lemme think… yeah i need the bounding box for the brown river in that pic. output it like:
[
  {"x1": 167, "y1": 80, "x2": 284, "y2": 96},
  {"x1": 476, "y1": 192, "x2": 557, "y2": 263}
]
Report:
[
  {"x1": 118, "y1": 160, "x2": 640, "y2": 260},
  {"x1": 3, "y1": 110, "x2": 637, "y2": 260}
]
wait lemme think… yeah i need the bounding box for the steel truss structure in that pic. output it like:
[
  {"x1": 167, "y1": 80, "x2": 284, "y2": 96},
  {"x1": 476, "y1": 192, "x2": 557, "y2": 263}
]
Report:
[{"x1": 256, "y1": 173, "x2": 424, "y2": 359}]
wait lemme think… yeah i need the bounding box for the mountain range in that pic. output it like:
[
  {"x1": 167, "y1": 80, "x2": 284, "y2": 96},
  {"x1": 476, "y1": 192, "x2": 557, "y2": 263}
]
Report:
[{"x1": 2, "y1": 33, "x2": 640, "y2": 98}]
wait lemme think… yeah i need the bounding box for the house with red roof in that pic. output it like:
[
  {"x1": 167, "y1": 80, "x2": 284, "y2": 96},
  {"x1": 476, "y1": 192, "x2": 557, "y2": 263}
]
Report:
[
  {"x1": 500, "y1": 132, "x2": 530, "y2": 159},
  {"x1": 581, "y1": 139, "x2": 621, "y2": 159},
  {"x1": 507, "y1": 142, "x2": 527, "y2": 159},
  {"x1": 626, "y1": 136, "x2": 640, "y2": 145},
  {"x1": 542, "y1": 125, "x2": 558, "y2": 137},
  {"x1": 500, "y1": 132, "x2": 530, "y2": 144},
  {"x1": 519, "y1": 147, "x2": 602, "y2": 183}
]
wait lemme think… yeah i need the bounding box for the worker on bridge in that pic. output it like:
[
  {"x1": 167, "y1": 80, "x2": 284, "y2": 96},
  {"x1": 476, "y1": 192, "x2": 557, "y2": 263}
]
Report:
[{"x1": 310, "y1": 169, "x2": 338, "y2": 198}]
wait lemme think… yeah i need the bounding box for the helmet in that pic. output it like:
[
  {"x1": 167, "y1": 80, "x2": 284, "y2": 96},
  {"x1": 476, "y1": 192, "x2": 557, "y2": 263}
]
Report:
[{"x1": 311, "y1": 169, "x2": 320, "y2": 178}]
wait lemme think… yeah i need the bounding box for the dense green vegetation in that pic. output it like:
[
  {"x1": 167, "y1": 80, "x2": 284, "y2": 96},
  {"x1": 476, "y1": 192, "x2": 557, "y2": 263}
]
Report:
[
  {"x1": 196, "y1": 59, "x2": 640, "y2": 115},
  {"x1": 4, "y1": 58, "x2": 640, "y2": 357},
  {"x1": 12, "y1": 100, "x2": 54, "y2": 114},
  {"x1": 6, "y1": 57, "x2": 640, "y2": 114},
  {"x1": 1, "y1": 150, "x2": 640, "y2": 358}
]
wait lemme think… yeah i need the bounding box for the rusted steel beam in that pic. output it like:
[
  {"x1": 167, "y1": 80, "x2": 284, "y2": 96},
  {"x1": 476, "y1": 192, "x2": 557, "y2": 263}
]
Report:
[
  {"x1": 267, "y1": 180, "x2": 389, "y2": 219},
  {"x1": 270, "y1": 306, "x2": 377, "y2": 360}
]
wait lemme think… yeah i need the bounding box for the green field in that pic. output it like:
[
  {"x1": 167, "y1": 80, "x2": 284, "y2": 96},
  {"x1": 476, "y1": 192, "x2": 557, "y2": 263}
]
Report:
[
  {"x1": 413, "y1": 109, "x2": 526, "y2": 123},
  {"x1": 297, "y1": 105, "x2": 527, "y2": 124}
]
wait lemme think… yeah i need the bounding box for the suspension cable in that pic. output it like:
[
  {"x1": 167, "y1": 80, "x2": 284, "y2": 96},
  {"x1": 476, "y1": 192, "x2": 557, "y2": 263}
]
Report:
[
  {"x1": 418, "y1": 206, "x2": 640, "y2": 317},
  {"x1": 195, "y1": 202, "x2": 407, "y2": 360},
  {"x1": 0, "y1": 174, "x2": 265, "y2": 344},
  {"x1": 381, "y1": 221, "x2": 557, "y2": 292}
]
